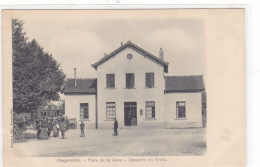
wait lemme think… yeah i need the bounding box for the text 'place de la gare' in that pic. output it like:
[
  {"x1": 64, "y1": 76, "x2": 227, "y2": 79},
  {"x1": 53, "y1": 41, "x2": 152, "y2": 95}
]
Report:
[{"x1": 62, "y1": 41, "x2": 206, "y2": 129}]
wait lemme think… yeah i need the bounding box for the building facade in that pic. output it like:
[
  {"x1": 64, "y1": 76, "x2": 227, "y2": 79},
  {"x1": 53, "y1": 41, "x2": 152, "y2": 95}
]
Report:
[
  {"x1": 63, "y1": 41, "x2": 205, "y2": 129},
  {"x1": 37, "y1": 101, "x2": 65, "y2": 119}
]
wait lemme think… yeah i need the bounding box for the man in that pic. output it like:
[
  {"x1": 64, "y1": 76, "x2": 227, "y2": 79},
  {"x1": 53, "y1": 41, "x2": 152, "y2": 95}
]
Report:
[
  {"x1": 65, "y1": 116, "x2": 69, "y2": 131},
  {"x1": 113, "y1": 118, "x2": 118, "y2": 136},
  {"x1": 80, "y1": 121, "x2": 85, "y2": 137},
  {"x1": 60, "y1": 117, "x2": 67, "y2": 139}
]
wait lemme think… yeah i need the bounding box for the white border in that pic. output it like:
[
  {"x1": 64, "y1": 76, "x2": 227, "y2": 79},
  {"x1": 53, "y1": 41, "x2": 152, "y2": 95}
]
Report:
[{"x1": 0, "y1": 2, "x2": 259, "y2": 167}]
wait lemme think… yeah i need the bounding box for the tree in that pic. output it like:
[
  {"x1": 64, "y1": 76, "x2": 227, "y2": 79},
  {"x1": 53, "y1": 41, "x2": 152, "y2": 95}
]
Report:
[{"x1": 12, "y1": 19, "x2": 66, "y2": 116}]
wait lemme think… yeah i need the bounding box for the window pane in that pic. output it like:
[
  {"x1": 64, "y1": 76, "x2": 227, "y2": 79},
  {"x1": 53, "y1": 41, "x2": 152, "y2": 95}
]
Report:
[
  {"x1": 145, "y1": 101, "x2": 155, "y2": 118},
  {"x1": 176, "y1": 101, "x2": 186, "y2": 118},
  {"x1": 106, "y1": 74, "x2": 115, "y2": 88},
  {"x1": 106, "y1": 102, "x2": 116, "y2": 119},
  {"x1": 145, "y1": 73, "x2": 154, "y2": 88},
  {"x1": 126, "y1": 73, "x2": 134, "y2": 88},
  {"x1": 80, "y1": 103, "x2": 89, "y2": 119}
]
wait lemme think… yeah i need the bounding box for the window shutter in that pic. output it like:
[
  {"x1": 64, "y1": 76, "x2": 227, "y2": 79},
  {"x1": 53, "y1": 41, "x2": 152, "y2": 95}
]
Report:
[
  {"x1": 126, "y1": 74, "x2": 130, "y2": 88},
  {"x1": 150, "y1": 73, "x2": 154, "y2": 87},
  {"x1": 106, "y1": 74, "x2": 109, "y2": 87},
  {"x1": 106, "y1": 74, "x2": 115, "y2": 88},
  {"x1": 145, "y1": 73, "x2": 149, "y2": 87},
  {"x1": 131, "y1": 73, "x2": 135, "y2": 88},
  {"x1": 111, "y1": 74, "x2": 115, "y2": 87},
  {"x1": 146, "y1": 73, "x2": 154, "y2": 88}
]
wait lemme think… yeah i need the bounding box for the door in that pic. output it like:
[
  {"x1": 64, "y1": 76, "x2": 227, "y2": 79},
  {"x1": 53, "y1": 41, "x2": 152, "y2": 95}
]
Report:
[{"x1": 124, "y1": 102, "x2": 137, "y2": 126}]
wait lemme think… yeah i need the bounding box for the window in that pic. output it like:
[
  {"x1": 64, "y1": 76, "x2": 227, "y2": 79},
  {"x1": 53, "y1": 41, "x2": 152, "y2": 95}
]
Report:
[
  {"x1": 176, "y1": 101, "x2": 186, "y2": 118},
  {"x1": 145, "y1": 73, "x2": 154, "y2": 88},
  {"x1": 106, "y1": 74, "x2": 115, "y2": 88},
  {"x1": 145, "y1": 101, "x2": 155, "y2": 118},
  {"x1": 106, "y1": 102, "x2": 116, "y2": 119},
  {"x1": 80, "y1": 103, "x2": 89, "y2": 119},
  {"x1": 126, "y1": 73, "x2": 135, "y2": 89},
  {"x1": 127, "y1": 54, "x2": 133, "y2": 59}
]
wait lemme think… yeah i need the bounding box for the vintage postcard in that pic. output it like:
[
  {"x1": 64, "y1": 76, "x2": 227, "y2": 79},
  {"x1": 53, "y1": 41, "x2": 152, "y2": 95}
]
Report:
[{"x1": 2, "y1": 9, "x2": 245, "y2": 167}]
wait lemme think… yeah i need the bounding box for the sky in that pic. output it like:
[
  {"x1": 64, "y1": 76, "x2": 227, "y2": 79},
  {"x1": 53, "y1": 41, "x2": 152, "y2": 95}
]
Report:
[{"x1": 16, "y1": 10, "x2": 205, "y2": 79}]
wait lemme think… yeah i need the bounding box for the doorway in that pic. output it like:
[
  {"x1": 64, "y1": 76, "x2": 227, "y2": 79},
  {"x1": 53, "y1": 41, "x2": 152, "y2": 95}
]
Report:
[{"x1": 124, "y1": 102, "x2": 137, "y2": 126}]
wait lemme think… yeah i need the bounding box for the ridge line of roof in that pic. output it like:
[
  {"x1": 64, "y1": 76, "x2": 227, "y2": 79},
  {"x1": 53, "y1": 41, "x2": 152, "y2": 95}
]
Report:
[{"x1": 91, "y1": 41, "x2": 169, "y2": 69}]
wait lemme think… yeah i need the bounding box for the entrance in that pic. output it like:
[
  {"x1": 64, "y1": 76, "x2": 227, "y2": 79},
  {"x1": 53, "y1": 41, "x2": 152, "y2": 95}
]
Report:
[{"x1": 124, "y1": 102, "x2": 137, "y2": 126}]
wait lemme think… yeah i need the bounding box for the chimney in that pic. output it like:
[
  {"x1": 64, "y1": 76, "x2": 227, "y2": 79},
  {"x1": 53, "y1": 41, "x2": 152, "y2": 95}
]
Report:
[
  {"x1": 104, "y1": 53, "x2": 107, "y2": 57},
  {"x1": 159, "y1": 48, "x2": 164, "y2": 60},
  {"x1": 121, "y1": 42, "x2": 123, "y2": 46},
  {"x1": 74, "y1": 68, "x2": 77, "y2": 87}
]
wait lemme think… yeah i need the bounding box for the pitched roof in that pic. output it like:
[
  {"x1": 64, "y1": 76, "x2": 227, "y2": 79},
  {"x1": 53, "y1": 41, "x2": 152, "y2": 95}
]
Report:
[
  {"x1": 165, "y1": 75, "x2": 205, "y2": 93},
  {"x1": 62, "y1": 78, "x2": 97, "y2": 94},
  {"x1": 91, "y1": 41, "x2": 169, "y2": 73},
  {"x1": 38, "y1": 101, "x2": 64, "y2": 111}
]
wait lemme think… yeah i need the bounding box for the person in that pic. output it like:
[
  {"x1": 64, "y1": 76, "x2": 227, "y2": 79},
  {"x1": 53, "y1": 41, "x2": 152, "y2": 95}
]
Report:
[
  {"x1": 39, "y1": 119, "x2": 48, "y2": 140},
  {"x1": 113, "y1": 118, "x2": 118, "y2": 136},
  {"x1": 47, "y1": 118, "x2": 53, "y2": 137},
  {"x1": 36, "y1": 120, "x2": 41, "y2": 139},
  {"x1": 65, "y1": 116, "x2": 69, "y2": 131},
  {"x1": 80, "y1": 121, "x2": 85, "y2": 137},
  {"x1": 52, "y1": 119, "x2": 59, "y2": 137},
  {"x1": 60, "y1": 117, "x2": 68, "y2": 139}
]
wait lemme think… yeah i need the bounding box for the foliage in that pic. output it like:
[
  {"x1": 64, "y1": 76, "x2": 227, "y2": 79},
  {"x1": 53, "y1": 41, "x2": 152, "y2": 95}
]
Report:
[
  {"x1": 13, "y1": 113, "x2": 26, "y2": 142},
  {"x1": 12, "y1": 19, "x2": 66, "y2": 115}
]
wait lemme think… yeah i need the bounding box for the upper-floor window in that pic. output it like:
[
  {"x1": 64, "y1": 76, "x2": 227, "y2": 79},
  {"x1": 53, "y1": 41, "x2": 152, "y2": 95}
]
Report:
[
  {"x1": 176, "y1": 101, "x2": 186, "y2": 118},
  {"x1": 126, "y1": 73, "x2": 135, "y2": 89},
  {"x1": 80, "y1": 103, "x2": 89, "y2": 119},
  {"x1": 145, "y1": 73, "x2": 154, "y2": 88},
  {"x1": 106, "y1": 74, "x2": 115, "y2": 88}
]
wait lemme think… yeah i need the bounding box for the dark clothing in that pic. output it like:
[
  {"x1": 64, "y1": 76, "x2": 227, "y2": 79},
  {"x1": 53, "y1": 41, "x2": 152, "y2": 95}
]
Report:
[
  {"x1": 114, "y1": 120, "x2": 118, "y2": 136},
  {"x1": 80, "y1": 122, "x2": 85, "y2": 137},
  {"x1": 60, "y1": 120, "x2": 67, "y2": 139},
  {"x1": 40, "y1": 122, "x2": 48, "y2": 139},
  {"x1": 47, "y1": 122, "x2": 53, "y2": 137},
  {"x1": 61, "y1": 130, "x2": 65, "y2": 139},
  {"x1": 114, "y1": 128, "x2": 118, "y2": 136},
  {"x1": 36, "y1": 121, "x2": 41, "y2": 139},
  {"x1": 37, "y1": 129, "x2": 41, "y2": 139}
]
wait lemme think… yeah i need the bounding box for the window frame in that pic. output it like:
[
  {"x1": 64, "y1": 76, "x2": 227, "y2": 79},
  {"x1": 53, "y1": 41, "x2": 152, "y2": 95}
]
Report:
[
  {"x1": 106, "y1": 73, "x2": 115, "y2": 88},
  {"x1": 145, "y1": 101, "x2": 155, "y2": 119},
  {"x1": 145, "y1": 72, "x2": 155, "y2": 88},
  {"x1": 80, "y1": 103, "x2": 89, "y2": 119},
  {"x1": 126, "y1": 73, "x2": 135, "y2": 89},
  {"x1": 106, "y1": 102, "x2": 116, "y2": 119},
  {"x1": 176, "y1": 101, "x2": 186, "y2": 118}
]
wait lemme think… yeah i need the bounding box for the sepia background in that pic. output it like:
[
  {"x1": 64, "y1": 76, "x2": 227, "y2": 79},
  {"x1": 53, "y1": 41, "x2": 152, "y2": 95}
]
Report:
[{"x1": 3, "y1": 9, "x2": 245, "y2": 167}]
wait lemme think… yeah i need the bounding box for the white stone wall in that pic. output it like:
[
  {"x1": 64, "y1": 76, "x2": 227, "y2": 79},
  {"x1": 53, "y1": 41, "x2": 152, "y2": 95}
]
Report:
[
  {"x1": 65, "y1": 94, "x2": 96, "y2": 128},
  {"x1": 96, "y1": 47, "x2": 165, "y2": 128},
  {"x1": 164, "y1": 92, "x2": 203, "y2": 128}
]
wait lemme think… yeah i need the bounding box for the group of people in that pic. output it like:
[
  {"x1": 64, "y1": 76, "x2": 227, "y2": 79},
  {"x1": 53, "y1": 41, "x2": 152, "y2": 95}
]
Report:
[
  {"x1": 35, "y1": 117, "x2": 118, "y2": 140},
  {"x1": 35, "y1": 115, "x2": 69, "y2": 140},
  {"x1": 79, "y1": 118, "x2": 118, "y2": 137}
]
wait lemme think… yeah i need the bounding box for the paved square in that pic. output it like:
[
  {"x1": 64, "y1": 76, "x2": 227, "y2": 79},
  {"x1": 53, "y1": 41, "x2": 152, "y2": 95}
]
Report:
[{"x1": 14, "y1": 128, "x2": 206, "y2": 157}]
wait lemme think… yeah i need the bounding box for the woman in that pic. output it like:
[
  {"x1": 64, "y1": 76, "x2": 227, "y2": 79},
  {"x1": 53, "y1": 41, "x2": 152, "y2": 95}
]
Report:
[{"x1": 40, "y1": 119, "x2": 48, "y2": 140}]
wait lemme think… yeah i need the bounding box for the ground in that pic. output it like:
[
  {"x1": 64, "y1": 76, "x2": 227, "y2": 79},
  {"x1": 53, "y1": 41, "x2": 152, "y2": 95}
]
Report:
[{"x1": 13, "y1": 128, "x2": 206, "y2": 157}]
